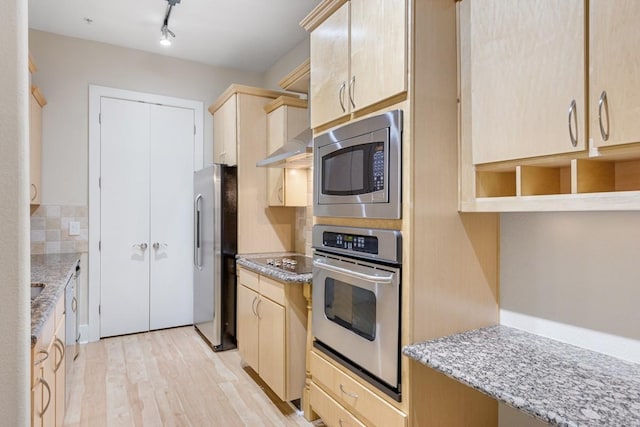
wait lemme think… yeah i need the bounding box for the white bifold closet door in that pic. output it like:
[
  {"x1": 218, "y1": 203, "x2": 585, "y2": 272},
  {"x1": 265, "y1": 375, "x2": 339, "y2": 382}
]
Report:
[{"x1": 100, "y1": 97, "x2": 194, "y2": 338}]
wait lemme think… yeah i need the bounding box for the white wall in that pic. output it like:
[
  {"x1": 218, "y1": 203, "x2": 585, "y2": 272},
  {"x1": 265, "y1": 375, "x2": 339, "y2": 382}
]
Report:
[
  {"x1": 498, "y1": 211, "x2": 640, "y2": 426},
  {"x1": 0, "y1": 0, "x2": 31, "y2": 425},
  {"x1": 29, "y1": 30, "x2": 263, "y2": 205}
]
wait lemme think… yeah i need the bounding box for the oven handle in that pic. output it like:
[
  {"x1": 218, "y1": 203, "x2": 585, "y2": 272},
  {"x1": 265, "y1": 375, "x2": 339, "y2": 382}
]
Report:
[{"x1": 313, "y1": 259, "x2": 394, "y2": 284}]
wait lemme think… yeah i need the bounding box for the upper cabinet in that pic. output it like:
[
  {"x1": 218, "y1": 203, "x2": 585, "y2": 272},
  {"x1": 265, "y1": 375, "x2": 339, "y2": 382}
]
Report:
[
  {"x1": 29, "y1": 55, "x2": 46, "y2": 207},
  {"x1": 212, "y1": 93, "x2": 238, "y2": 165},
  {"x1": 470, "y1": 0, "x2": 586, "y2": 165},
  {"x1": 265, "y1": 96, "x2": 309, "y2": 207},
  {"x1": 589, "y1": 0, "x2": 640, "y2": 148},
  {"x1": 303, "y1": 0, "x2": 407, "y2": 129},
  {"x1": 460, "y1": 0, "x2": 640, "y2": 211}
]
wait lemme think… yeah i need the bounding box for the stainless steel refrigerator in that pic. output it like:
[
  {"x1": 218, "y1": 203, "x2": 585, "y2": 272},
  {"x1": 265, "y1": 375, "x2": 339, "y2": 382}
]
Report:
[{"x1": 193, "y1": 164, "x2": 237, "y2": 351}]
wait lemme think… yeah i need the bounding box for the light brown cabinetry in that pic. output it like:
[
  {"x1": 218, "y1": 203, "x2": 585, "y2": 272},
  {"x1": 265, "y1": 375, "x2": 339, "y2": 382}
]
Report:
[
  {"x1": 32, "y1": 293, "x2": 65, "y2": 427},
  {"x1": 209, "y1": 85, "x2": 297, "y2": 254},
  {"x1": 29, "y1": 55, "x2": 46, "y2": 206},
  {"x1": 265, "y1": 96, "x2": 309, "y2": 207},
  {"x1": 469, "y1": 0, "x2": 586, "y2": 165},
  {"x1": 589, "y1": 0, "x2": 640, "y2": 148},
  {"x1": 309, "y1": 351, "x2": 407, "y2": 427},
  {"x1": 236, "y1": 267, "x2": 307, "y2": 402},
  {"x1": 305, "y1": 0, "x2": 407, "y2": 129},
  {"x1": 460, "y1": 0, "x2": 640, "y2": 211}
]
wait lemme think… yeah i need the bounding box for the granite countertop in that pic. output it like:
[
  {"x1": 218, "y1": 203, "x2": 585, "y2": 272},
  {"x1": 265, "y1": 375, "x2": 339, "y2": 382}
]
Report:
[
  {"x1": 31, "y1": 253, "x2": 81, "y2": 345},
  {"x1": 403, "y1": 325, "x2": 640, "y2": 427},
  {"x1": 236, "y1": 252, "x2": 312, "y2": 283}
]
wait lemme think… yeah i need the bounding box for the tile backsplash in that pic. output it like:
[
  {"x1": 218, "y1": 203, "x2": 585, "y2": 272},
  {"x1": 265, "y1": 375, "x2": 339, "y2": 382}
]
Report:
[
  {"x1": 31, "y1": 204, "x2": 88, "y2": 254},
  {"x1": 294, "y1": 169, "x2": 313, "y2": 257}
]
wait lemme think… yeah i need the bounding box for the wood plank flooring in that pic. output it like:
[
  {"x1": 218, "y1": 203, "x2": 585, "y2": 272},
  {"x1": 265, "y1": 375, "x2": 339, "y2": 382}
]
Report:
[{"x1": 63, "y1": 326, "x2": 323, "y2": 427}]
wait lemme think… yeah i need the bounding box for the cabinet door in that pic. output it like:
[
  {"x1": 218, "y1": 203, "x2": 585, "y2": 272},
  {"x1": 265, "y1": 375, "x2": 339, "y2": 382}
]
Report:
[
  {"x1": 470, "y1": 0, "x2": 586, "y2": 164},
  {"x1": 53, "y1": 318, "x2": 66, "y2": 427},
  {"x1": 310, "y1": 2, "x2": 350, "y2": 128},
  {"x1": 213, "y1": 94, "x2": 238, "y2": 165},
  {"x1": 237, "y1": 284, "x2": 260, "y2": 370},
  {"x1": 29, "y1": 92, "x2": 42, "y2": 205},
  {"x1": 267, "y1": 107, "x2": 286, "y2": 206},
  {"x1": 590, "y1": 0, "x2": 640, "y2": 148},
  {"x1": 42, "y1": 343, "x2": 56, "y2": 427},
  {"x1": 350, "y1": 0, "x2": 407, "y2": 113},
  {"x1": 257, "y1": 296, "x2": 286, "y2": 400}
]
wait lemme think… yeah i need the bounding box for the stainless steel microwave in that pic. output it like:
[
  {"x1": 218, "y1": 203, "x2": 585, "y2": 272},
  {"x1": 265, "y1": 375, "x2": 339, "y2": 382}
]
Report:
[{"x1": 313, "y1": 110, "x2": 402, "y2": 219}]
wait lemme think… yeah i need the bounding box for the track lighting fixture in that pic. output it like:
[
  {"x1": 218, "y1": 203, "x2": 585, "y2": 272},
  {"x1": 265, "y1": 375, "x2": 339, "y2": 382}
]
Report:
[{"x1": 160, "y1": 0, "x2": 180, "y2": 46}]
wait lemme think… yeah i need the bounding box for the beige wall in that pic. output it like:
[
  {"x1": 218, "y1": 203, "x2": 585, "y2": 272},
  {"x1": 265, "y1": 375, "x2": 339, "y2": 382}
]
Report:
[
  {"x1": 261, "y1": 38, "x2": 310, "y2": 92},
  {"x1": 499, "y1": 211, "x2": 640, "y2": 426},
  {"x1": 29, "y1": 30, "x2": 263, "y2": 205},
  {"x1": 0, "y1": 0, "x2": 31, "y2": 425}
]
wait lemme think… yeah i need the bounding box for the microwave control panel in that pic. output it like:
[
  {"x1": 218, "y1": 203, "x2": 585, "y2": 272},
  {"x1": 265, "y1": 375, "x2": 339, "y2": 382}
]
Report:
[
  {"x1": 372, "y1": 146, "x2": 385, "y2": 192},
  {"x1": 323, "y1": 231, "x2": 378, "y2": 255}
]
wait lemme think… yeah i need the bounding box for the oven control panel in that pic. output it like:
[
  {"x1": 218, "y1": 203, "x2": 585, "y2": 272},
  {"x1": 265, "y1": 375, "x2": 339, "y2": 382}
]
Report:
[{"x1": 323, "y1": 231, "x2": 378, "y2": 255}]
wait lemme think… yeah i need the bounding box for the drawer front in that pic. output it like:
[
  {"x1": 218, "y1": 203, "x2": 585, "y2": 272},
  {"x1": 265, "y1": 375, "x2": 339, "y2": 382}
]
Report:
[
  {"x1": 238, "y1": 267, "x2": 259, "y2": 292},
  {"x1": 310, "y1": 351, "x2": 407, "y2": 427},
  {"x1": 311, "y1": 382, "x2": 366, "y2": 427},
  {"x1": 259, "y1": 275, "x2": 286, "y2": 306}
]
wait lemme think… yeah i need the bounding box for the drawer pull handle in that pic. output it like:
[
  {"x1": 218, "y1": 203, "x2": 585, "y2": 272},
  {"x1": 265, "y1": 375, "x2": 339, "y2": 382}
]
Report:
[
  {"x1": 34, "y1": 350, "x2": 49, "y2": 366},
  {"x1": 339, "y1": 419, "x2": 345, "y2": 427},
  {"x1": 339, "y1": 383, "x2": 359, "y2": 399},
  {"x1": 598, "y1": 90, "x2": 610, "y2": 142},
  {"x1": 568, "y1": 99, "x2": 578, "y2": 147}
]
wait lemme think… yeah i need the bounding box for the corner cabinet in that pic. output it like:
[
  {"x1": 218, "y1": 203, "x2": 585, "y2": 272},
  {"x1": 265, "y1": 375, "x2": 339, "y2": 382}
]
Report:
[
  {"x1": 303, "y1": 0, "x2": 407, "y2": 129},
  {"x1": 265, "y1": 96, "x2": 309, "y2": 207},
  {"x1": 236, "y1": 267, "x2": 308, "y2": 402},
  {"x1": 209, "y1": 85, "x2": 292, "y2": 166},
  {"x1": 459, "y1": 0, "x2": 640, "y2": 211}
]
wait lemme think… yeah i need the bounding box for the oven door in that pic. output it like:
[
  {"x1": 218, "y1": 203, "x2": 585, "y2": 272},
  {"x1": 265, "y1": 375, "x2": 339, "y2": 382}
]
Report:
[{"x1": 312, "y1": 252, "x2": 400, "y2": 390}]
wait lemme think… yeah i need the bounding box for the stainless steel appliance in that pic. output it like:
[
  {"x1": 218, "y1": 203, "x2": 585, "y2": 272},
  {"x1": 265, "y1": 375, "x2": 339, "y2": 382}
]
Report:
[
  {"x1": 249, "y1": 255, "x2": 314, "y2": 274},
  {"x1": 312, "y1": 225, "x2": 402, "y2": 400},
  {"x1": 314, "y1": 110, "x2": 402, "y2": 219},
  {"x1": 193, "y1": 164, "x2": 237, "y2": 351},
  {"x1": 65, "y1": 261, "x2": 80, "y2": 407}
]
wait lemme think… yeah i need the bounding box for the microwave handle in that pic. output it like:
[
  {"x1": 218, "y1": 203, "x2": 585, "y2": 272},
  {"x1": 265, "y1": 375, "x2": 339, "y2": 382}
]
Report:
[{"x1": 313, "y1": 259, "x2": 394, "y2": 284}]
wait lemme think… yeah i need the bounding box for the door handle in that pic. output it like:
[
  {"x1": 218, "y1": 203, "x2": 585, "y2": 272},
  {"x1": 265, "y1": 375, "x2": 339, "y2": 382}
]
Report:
[
  {"x1": 194, "y1": 194, "x2": 203, "y2": 268},
  {"x1": 133, "y1": 243, "x2": 148, "y2": 250},
  {"x1": 313, "y1": 259, "x2": 394, "y2": 284},
  {"x1": 153, "y1": 242, "x2": 168, "y2": 250}
]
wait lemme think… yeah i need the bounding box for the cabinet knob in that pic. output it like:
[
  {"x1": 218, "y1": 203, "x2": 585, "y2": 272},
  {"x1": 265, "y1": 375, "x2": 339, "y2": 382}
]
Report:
[{"x1": 133, "y1": 242, "x2": 148, "y2": 250}]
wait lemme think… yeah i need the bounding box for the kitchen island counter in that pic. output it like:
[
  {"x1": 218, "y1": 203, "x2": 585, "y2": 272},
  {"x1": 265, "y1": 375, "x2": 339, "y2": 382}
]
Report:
[
  {"x1": 403, "y1": 325, "x2": 640, "y2": 427},
  {"x1": 236, "y1": 252, "x2": 312, "y2": 283},
  {"x1": 30, "y1": 253, "x2": 81, "y2": 345}
]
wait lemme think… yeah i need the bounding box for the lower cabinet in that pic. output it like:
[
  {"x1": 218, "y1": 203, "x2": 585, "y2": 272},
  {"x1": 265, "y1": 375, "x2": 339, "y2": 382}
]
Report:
[
  {"x1": 310, "y1": 350, "x2": 407, "y2": 427},
  {"x1": 32, "y1": 293, "x2": 66, "y2": 427},
  {"x1": 236, "y1": 267, "x2": 307, "y2": 402}
]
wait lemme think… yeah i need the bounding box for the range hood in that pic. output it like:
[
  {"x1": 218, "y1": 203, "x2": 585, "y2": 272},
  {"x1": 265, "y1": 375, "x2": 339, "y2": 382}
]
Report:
[{"x1": 256, "y1": 128, "x2": 313, "y2": 168}]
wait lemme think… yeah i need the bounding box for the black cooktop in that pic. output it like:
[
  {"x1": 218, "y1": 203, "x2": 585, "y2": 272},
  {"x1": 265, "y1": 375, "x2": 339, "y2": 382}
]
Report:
[{"x1": 251, "y1": 255, "x2": 314, "y2": 274}]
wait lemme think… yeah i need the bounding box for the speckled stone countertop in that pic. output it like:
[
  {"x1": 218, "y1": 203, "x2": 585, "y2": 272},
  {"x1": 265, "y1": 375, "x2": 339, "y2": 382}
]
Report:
[
  {"x1": 31, "y1": 253, "x2": 81, "y2": 345},
  {"x1": 403, "y1": 325, "x2": 640, "y2": 427},
  {"x1": 236, "y1": 252, "x2": 312, "y2": 283}
]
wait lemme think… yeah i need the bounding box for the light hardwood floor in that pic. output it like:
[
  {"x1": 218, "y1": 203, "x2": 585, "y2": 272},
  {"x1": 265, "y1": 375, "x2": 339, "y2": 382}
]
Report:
[{"x1": 63, "y1": 326, "x2": 323, "y2": 427}]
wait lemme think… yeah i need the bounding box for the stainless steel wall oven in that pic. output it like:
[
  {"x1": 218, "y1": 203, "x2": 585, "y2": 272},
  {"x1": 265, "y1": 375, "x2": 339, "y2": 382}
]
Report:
[
  {"x1": 312, "y1": 225, "x2": 402, "y2": 401},
  {"x1": 314, "y1": 110, "x2": 402, "y2": 219}
]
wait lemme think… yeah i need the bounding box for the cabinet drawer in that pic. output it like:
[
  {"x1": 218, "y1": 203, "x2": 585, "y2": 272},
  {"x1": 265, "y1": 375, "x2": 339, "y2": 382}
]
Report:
[
  {"x1": 310, "y1": 351, "x2": 407, "y2": 427},
  {"x1": 311, "y1": 382, "x2": 365, "y2": 427},
  {"x1": 259, "y1": 275, "x2": 285, "y2": 306},
  {"x1": 238, "y1": 267, "x2": 259, "y2": 292}
]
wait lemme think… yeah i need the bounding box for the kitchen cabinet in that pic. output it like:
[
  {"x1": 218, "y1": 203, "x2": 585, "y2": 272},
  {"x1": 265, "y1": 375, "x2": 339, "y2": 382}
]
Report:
[
  {"x1": 213, "y1": 93, "x2": 237, "y2": 165},
  {"x1": 589, "y1": 0, "x2": 640, "y2": 148},
  {"x1": 310, "y1": 351, "x2": 407, "y2": 427},
  {"x1": 209, "y1": 85, "x2": 297, "y2": 254},
  {"x1": 459, "y1": 0, "x2": 640, "y2": 211},
  {"x1": 236, "y1": 267, "x2": 307, "y2": 402},
  {"x1": 32, "y1": 292, "x2": 65, "y2": 427},
  {"x1": 265, "y1": 96, "x2": 309, "y2": 207},
  {"x1": 305, "y1": 0, "x2": 407, "y2": 129},
  {"x1": 469, "y1": 0, "x2": 586, "y2": 165},
  {"x1": 29, "y1": 87, "x2": 46, "y2": 206}
]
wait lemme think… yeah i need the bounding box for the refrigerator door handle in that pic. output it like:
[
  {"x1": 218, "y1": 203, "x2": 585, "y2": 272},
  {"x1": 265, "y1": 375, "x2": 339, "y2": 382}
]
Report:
[{"x1": 194, "y1": 194, "x2": 203, "y2": 269}]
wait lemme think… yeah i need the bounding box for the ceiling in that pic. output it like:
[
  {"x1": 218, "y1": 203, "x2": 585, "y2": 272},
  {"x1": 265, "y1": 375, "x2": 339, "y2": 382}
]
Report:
[{"x1": 28, "y1": 0, "x2": 322, "y2": 73}]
